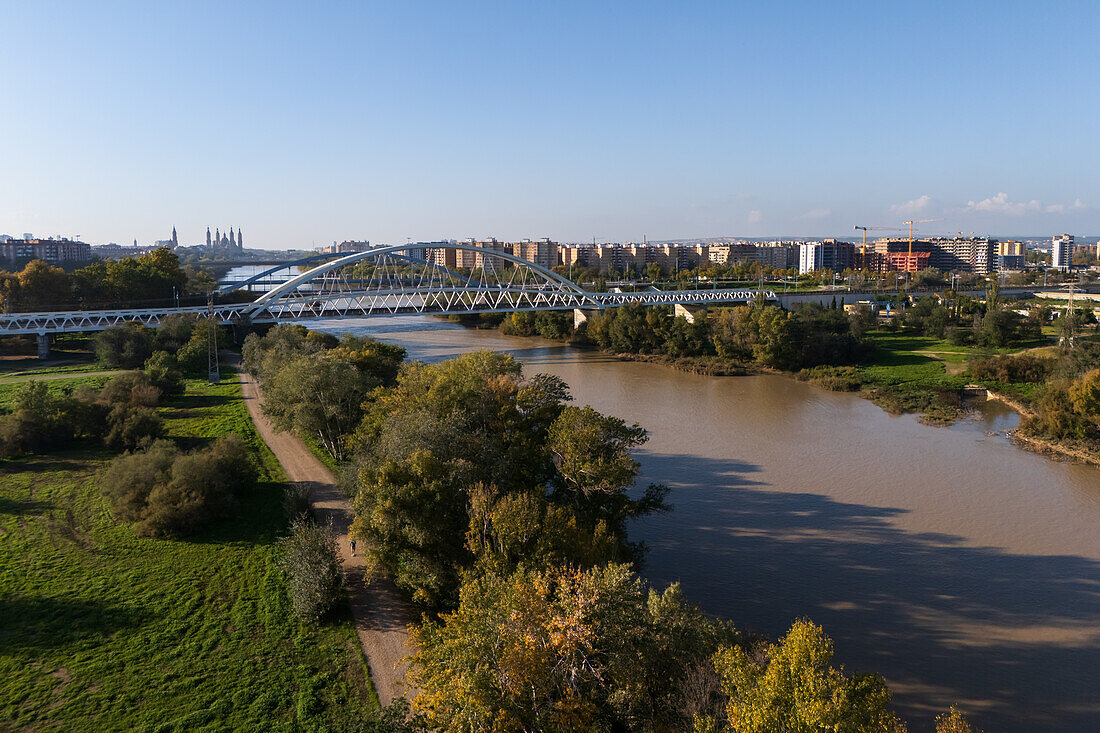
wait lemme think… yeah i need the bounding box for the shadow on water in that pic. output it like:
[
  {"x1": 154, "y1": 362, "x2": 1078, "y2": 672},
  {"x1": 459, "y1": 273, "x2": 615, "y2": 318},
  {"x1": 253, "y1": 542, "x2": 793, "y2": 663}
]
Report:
[
  {"x1": 0, "y1": 596, "x2": 150, "y2": 653},
  {"x1": 633, "y1": 453, "x2": 1100, "y2": 733}
]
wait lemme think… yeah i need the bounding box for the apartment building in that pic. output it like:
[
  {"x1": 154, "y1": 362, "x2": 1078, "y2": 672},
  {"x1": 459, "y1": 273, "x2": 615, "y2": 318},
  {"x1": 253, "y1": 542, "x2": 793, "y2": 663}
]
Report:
[
  {"x1": 2, "y1": 238, "x2": 91, "y2": 265},
  {"x1": 873, "y1": 236, "x2": 997, "y2": 274},
  {"x1": 798, "y1": 240, "x2": 856, "y2": 274},
  {"x1": 1052, "y1": 234, "x2": 1074, "y2": 270}
]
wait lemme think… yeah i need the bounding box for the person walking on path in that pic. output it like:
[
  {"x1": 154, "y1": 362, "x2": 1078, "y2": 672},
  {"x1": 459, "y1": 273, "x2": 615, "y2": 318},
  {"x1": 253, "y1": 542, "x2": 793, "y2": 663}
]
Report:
[{"x1": 350, "y1": 538, "x2": 357, "y2": 556}]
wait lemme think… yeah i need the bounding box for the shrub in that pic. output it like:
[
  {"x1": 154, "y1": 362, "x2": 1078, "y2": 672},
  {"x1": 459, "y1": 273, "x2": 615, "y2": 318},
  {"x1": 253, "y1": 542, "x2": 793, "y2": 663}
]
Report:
[
  {"x1": 100, "y1": 439, "x2": 179, "y2": 523},
  {"x1": 98, "y1": 370, "x2": 161, "y2": 407},
  {"x1": 99, "y1": 435, "x2": 255, "y2": 538},
  {"x1": 971, "y1": 353, "x2": 1050, "y2": 384},
  {"x1": 104, "y1": 404, "x2": 164, "y2": 451},
  {"x1": 281, "y1": 518, "x2": 344, "y2": 620},
  {"x1": 801, "y1": 366, "x2": 863, "y2": 392},
  {"x1": 155, "y1": 313, "x2": 198, "y2": 351},
  {"x1": 0, "y1": 381, "x2": 96, "y2": 457},
  {"x1": 283, "y1": 482, "x2": 314, "y2": 523},
  {"x1": 144, "y1": 350, "x2": 184, "y2": 395},
  {"x1": 95, "y1": 322, "x2": 156, "y2": 368}
]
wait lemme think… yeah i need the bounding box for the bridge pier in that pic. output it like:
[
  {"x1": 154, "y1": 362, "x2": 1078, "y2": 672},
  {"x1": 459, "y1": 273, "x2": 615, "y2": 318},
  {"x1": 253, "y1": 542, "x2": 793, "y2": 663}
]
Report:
[
  {"x1": 573, "y1": 308, "x2": 600, "y2": 330},
  {"x1": 673, "y1": 303, "x2": 705, "y2": 323},
  {"x1": 36, "y1": 333, "x2": 50, "y2": 360}
]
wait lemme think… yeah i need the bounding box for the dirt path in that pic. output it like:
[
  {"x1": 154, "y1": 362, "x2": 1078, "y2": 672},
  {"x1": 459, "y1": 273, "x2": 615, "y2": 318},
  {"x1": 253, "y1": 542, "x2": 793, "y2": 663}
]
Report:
[{"x1": 229, "y1": 356, "x2": 417, "y2": 706}]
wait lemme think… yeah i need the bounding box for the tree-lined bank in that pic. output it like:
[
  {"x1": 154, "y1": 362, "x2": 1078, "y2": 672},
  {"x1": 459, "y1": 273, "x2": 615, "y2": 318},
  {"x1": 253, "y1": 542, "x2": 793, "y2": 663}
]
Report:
[{"x1": 313, "y1": 314, "x2": 1100, "y2": 733}]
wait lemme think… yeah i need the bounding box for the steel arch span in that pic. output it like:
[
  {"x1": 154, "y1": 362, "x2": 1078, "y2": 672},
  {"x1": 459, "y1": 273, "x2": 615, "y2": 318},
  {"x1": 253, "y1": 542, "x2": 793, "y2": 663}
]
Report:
[
  {"x1": 244, "y1": 243, "x2": 604, "y2": 321},
  {"x1": 0, "y1": 244, "x2": 779, "y2": 336}
]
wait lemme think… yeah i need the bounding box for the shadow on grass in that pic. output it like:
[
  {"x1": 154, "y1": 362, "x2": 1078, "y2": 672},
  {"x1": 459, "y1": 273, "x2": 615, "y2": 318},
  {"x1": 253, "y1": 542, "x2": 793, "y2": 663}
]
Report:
[
  {"x1": 165, "y1": 393, "x2": 237, "y2": 410},
  {"x1": 0, "y1": 496, "x2": 52, "y2": 516},
  {"x1": 870, "y1": 346, "x2": 940, "y2": 369},
  {"x1": 2, "y1": 457, "x2": 91, "y2": 474},
  {"x1": 0, "y1": 596, "x2": 150, "y2": 653},
  {"x1": 187, "y1": 479, "x2": 287, "y2": 546}
]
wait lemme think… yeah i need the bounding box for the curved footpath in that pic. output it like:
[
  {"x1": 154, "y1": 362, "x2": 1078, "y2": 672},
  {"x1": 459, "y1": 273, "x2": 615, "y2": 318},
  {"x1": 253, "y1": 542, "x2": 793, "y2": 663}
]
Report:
[{"x1": 229, "y1": 356, "x2": 417, "y2": 706}]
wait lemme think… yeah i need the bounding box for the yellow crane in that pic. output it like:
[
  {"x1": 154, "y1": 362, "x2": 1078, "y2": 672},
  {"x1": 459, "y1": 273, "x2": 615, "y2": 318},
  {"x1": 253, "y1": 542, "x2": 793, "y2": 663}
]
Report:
[
  {"x1": 902, "y1": 219, "x2": 939, "y2": 259},
  {"x1": 853, "y1": 225, "x2": 904, "y2": 254},
  {"x1": 899, "y1": 219, "x2": 940, "y2": 285}
]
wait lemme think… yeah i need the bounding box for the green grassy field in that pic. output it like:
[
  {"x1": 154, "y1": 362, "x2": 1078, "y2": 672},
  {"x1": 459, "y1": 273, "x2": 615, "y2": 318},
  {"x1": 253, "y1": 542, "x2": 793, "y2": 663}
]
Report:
[
  {"x1": 0, "y1": 370, "x2": 378, "y2": 731},
  {"x1": 808, "y1": 332, "x2": 1048, "y2": 423}
]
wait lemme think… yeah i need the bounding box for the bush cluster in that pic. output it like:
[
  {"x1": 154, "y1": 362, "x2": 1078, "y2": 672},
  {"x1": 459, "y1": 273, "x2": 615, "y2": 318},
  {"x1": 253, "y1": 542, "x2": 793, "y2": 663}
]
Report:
[
  {"x1": 971, "y1": 353, "x2": 1050, "y2": 383},
  {"x1": 99, "y1": 435, "x2": 254, "y2": 538},
  {"x1": 0, "y1": 372, "x2": 164, "y2": 458},
  {"x1": 94, "y1": 314, "x2": 217, "y2": 380},
  {"x1": 281, "y1": 518, "x2": 344, "y2": 620}
]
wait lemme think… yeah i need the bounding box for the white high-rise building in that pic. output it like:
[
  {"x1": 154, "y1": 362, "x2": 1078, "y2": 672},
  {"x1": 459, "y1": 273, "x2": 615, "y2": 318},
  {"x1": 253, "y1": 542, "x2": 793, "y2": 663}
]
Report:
[
  {"x1": 798, "y1": 243, "x2": 821, "y2": 274},
  {"x1": 1052, "y1": 234, "x2": 1074, "y2": 270}
]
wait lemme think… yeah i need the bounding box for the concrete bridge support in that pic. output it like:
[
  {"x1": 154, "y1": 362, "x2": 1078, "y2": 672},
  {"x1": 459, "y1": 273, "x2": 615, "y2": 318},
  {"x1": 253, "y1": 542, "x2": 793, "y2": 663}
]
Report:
[
  {"x1": 573, "y1": 308, "x2": 600, "y2": 330},
  {"x1": 36, "y1": 333, "x2": 49, "y2": 360},
  {"x1": 673, "y1": 303, "x2": 705, "y2": 323}
]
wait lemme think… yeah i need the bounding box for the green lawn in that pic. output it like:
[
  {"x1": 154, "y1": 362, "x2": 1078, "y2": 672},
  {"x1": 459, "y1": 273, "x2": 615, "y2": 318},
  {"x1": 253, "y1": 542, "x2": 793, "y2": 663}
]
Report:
[{"x1": 0, "y1": 372, "x2": 378, "y2": 731}]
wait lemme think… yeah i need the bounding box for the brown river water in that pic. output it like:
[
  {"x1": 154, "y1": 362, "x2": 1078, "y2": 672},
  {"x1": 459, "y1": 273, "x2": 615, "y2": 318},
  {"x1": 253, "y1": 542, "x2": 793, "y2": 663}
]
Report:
[{"x1": 315, "y1": 315, "x2": 1100, "y2": 732}]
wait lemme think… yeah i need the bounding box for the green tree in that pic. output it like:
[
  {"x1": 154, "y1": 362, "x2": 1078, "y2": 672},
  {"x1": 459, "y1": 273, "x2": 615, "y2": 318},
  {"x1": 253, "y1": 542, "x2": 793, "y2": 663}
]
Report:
[
  {"x1": 16, "y1": 259, "x2": 71, "y2": 310},
  {"x1": 281, "y1": 518, "x2": 344, "y2": 620},
  {"x1": 547, "y1": 405, "x2": 668, "y2": 544},
  {"x1": 708, "y1": 620, "x2": 906, "y2": 733},
  {"x1": 95, "y1": 322, "x2": 156, "y2": 368},
  {"x1": 411, "y1": 564, "x2": 736, "y2": 732},
  {"x1": 155, "y1": 313, "x2": 198, "y2": 351},
  {"x1": 242, "y1": 323, "x2": 338, "y2": 380},
  {"x1": 350, "y1": 351, "x2": 663, "y2": 608},
  {"x1": 262, "y1": 352, "x2": 376, "y2": 461},
  {"x1": 144, "y1": 350, "x2": 184, "y2": 395}
]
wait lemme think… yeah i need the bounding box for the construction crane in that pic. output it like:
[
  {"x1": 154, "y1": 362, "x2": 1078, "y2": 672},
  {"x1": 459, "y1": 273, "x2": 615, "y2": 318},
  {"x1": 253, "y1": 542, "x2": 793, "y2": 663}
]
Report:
[
  {"x1": 902, "y1": 219, "x2": 939, "y2": 258},
  {"x1": 853, "y1": 225, "x2": 904, "y2": 254},
  {"x1": 897, "y1": 219, "x2": 940, "y2": 285}
]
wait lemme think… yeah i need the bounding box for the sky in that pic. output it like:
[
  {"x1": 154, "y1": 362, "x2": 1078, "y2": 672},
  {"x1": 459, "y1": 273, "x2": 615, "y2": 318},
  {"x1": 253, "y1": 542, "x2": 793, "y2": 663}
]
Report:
[{"x1": 1, "y1": 0, "x2": 1098, "y2": 249}]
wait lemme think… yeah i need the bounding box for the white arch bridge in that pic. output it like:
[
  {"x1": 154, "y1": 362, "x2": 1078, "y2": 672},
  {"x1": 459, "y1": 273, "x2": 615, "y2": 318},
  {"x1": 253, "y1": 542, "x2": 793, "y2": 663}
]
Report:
[{"x1": 0, "y1": 245, "x2": 778, "y2": 340}]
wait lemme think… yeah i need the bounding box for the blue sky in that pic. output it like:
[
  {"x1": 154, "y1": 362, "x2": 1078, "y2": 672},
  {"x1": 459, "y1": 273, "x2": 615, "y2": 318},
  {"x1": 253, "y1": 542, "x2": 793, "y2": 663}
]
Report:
[{"x1": 1, "y1": 1, "x2": 1097, "y2": 249}]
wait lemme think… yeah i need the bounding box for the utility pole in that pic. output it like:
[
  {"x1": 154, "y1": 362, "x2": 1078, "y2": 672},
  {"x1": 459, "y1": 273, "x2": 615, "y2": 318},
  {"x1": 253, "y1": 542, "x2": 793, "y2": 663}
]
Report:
[
  {"x1": 207, "y1": 291, "x2": 220, "y2": 383},
  {"x1": 1063, "y1": 276, "x2": 1076, "y2": 349}
]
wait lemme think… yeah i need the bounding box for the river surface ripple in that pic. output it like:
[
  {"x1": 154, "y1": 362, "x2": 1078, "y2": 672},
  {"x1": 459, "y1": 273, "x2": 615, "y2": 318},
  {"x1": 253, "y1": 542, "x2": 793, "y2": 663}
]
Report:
[{"x1": 313, "y1": 315, "x2": 1100, "y2": 733}]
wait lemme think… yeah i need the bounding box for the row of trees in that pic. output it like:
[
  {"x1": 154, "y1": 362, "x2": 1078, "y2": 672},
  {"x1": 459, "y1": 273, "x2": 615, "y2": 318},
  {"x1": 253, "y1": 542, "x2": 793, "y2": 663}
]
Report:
[
  {"x1": 0, "y1": 248, "x2": 216, "y2": 312},
  {"x1": 0, "y1": 372, "x2": 166, "y2": 458},
  {"x1": 243, "y1": 325, "x2": 406, "y2": 461},
  {"x1": 579, "y1": 301, "x2": 871, "y2": 371}
]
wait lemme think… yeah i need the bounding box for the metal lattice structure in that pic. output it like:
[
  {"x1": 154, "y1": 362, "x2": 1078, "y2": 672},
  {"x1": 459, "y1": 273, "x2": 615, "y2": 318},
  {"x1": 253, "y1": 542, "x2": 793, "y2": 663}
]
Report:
[
  {"x1": 0, "y1": 245, "x2": 779, "y2": 336},
  {"x1": 246, "y1": 244, "x2": 603, "y2": 321}
]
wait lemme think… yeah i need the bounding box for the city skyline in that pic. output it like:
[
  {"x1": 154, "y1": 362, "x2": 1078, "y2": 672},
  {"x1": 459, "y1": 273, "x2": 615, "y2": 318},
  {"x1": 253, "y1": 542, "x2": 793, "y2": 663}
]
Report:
[{"x1": 2, "y1": 1, "x2": 1097, "y2": 249}]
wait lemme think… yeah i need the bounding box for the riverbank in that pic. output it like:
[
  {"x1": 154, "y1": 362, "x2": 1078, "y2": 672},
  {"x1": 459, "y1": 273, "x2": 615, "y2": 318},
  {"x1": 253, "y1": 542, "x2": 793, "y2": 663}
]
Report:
[
  {"x1": 1010, "y1": 431, "x2": 1100, "y2": 466},
  {"x1": 321, "y1": 314, "x2": 1100, "y2": 733}
]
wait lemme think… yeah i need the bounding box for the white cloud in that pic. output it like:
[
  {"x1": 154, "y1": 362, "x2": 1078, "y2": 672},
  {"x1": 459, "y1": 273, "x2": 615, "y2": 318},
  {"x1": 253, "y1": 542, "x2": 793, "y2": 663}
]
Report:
[
  {"x1": 802, "y1": 208, "x2": 831, "y2": 220},
  {"x1": 747, "y1": 209, "x2": 762, "y2": 224},
  {"x1": 964, "y1": 192, "x2": 1041, "y2": 216},
  {"x1": 1046, "y1": 199, "x2": 1086, "y2": 214},
  {"x1": 889, "y1": 195, "x2": 933, "y2": 216}
]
